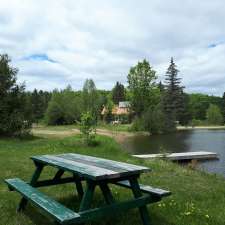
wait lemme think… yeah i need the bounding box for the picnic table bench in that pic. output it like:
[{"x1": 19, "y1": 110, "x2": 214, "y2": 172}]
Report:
[{"x1": 5, "y1": 153, "x2": 171, "y2": 225}]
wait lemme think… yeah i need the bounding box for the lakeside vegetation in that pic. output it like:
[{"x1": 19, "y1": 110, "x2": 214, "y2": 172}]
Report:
[
  {"x1": 1, "y1": 54, "x2": 225, "y2": 138},
  {"x1": 0, "y1": 128, "x2": 225, "y2": 225}
]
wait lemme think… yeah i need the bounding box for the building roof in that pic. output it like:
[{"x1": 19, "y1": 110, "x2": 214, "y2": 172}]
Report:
[
  {"x1": 101, "y1": 101, "x2": 130, "y2": 115},
  {"x1": 119, "y1": 101, "x2": 130, "y2": 108}
]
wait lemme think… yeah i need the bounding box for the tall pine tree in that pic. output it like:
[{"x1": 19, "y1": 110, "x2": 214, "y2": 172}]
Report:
[
  {"x1": 163, "y1": 57, "x2": 185, "y2": 131},
  {"x1": 112, "y1": 82, "x2": 125, "y2": 104}
]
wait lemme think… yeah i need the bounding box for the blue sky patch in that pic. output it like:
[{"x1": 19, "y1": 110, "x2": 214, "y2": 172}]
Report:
[
  {"x1": 208, "y1": 43, "x2": 217, "y2": 48},
  {"x1": 23, "y1": 54, "x2": 57, "y2": 63}
]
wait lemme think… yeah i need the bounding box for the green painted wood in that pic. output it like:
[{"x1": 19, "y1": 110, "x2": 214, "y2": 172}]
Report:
[
  {"x1": 17, "y1": 163, "x2": 44, "y2": 211},
  {"x1": 60, "y1": 153, "x2": 150, "y2": 173},
  {"x1": 116, "y1": 180, "x2": 171, "y2": 197},
  {"x1": 31, "y1": 154, "x2": 150, "y2": 181},
  {"x1": 78, "y1": 195, "x2": 153, "y2": 223},
  {"x1": 79, "y1": 181, "x2": 96, "y2": 212},
  {"x1": 129, "y1": 178, "x2": 151, "y2": 225},
  {"x1": 99, "y1": 183, "x2": 115, "y2": 204},
  {"x1": 73, "y1": 174, "x2": 84, "y2": 199},
  {"x1": 34, "y1": 177, "x2": 76, "y2": 187},
  {"x1": 53, "y1": 169, "x2": 65, "y2": 180},
  {"x1": 31, "y1": 155, "x2": 120, "y2": 181},
  {"x1": 5, "y1": 178, "x2": 80, "y2": 224}
]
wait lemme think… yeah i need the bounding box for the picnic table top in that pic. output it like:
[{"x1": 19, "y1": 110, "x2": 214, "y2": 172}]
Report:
[{"x1": 31, "y1": 153, "x2": 150, "y2": 181}]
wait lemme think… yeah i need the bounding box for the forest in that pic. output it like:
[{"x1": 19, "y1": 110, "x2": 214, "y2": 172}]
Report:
[{"x1": 1, "y1": 54, "x2": 225, "y2": 137}]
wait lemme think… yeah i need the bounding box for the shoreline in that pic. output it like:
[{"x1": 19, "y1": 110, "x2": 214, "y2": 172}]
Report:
[{"x1": 177, "y1": 126, "x2": 225, "y2": 130}]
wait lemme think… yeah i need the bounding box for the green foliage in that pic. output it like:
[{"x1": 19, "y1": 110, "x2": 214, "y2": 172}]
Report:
[
  {"x1": 29, "y1": 89, "x2": 51, "y2": 122},
  {"x1": 221, "y1": 92, "x2": 225, "y2": 121},
  {"x1": 143, "y1": 104, "x2": 166, "y2": 134},
  {"x1": 188, "y1": 93, "x2": 223, "y2": 121},
  {"x1": 80, "y1": 112, "x2": 97, "y2": 146},
  {"x1": 162, "y1": 58, "x2": 184, "y2": 131},
  {"x1": 45, "y1": 87, "x2": 81, "y2": 125},
  {"x1": 130, "y1": 117, "x2": 145, "y2": 131},
  {"x1": 112, "y1": 81, "x2": 126, "y2": 104},
  {"x1": 103, "y1": 97, "x2": 114, "y2": 123},
  {"x1": 82, "y1": 79, "x2": 100, "y2": 121},
  {"x1": 206, "y1": 104, "x2": 223, "y2": 125},
  {"x1": 0, "y1": 54, "x2": 32, "y2": 136},
  {"x1": 127, "y1": 59, "x2": 158, "y2": 116}
]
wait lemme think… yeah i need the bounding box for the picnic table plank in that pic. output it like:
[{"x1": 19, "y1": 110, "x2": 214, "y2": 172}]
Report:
[
  {"x1": 60, "y1": 153, "x2": 150, "y2": 173},
  {"x1": 31, "y1": 154, "x2": 150, "y2": 181},
  {"x1": 31, "y1": 155, "x2": 118, "y2": 180}
]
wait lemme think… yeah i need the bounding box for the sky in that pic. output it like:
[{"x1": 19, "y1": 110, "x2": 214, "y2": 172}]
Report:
[{"x1": 0, "y1": 0, "x2": 225, "y2": 96}]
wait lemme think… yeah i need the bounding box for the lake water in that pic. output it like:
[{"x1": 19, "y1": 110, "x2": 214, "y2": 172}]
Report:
[{"x1": 120, "y1": 129, "x2": 225, "y2": 176}]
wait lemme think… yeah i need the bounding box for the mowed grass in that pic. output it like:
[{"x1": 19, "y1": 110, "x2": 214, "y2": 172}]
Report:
[{"x1": 0, "y1": 131, "x2": 225, "y2": 225}]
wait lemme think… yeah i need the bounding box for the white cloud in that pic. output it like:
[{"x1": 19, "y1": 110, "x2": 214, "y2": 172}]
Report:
[{"x1": 0, "y1": 0, "x2": 225, "y2": 95}]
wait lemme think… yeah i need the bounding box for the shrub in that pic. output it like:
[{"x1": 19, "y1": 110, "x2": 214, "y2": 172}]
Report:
[
  {"x1": 143, "y1": 104, "x2": 166, "y2": 134},
  {"x1": 80, "y1": 112, "x2": 97, "y2": 146},
  {"x1": 130, "y1": 117, "x2": 145, "y2": 131}
]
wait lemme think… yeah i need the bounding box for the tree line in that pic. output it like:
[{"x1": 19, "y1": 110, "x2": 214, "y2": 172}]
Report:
[{"x1": 1, "y1": 54, "x2": 225, "y2": 136}]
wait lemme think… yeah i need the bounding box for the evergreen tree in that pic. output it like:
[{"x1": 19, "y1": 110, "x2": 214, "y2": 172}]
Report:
[
  {"x1": 0, "y1": 54, "x2": 31, "y2": 136},
  {"x1": 163, "y1": 57, "x2": 185, "y2": 131},
  {"x1": 112, "y1": 82, "x2": 125, "y2": 104}
]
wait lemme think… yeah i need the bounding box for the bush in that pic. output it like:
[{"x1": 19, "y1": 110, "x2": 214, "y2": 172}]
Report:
[
  {"x1": 130, "y1": 117, "x2": 145, "y2": 131},
  {"x1": 143, "y1": 104, "x2": 166, "y2": 134},
  {"x1": 80, "y1": 112, "x2": 97, "y2": 146},
  {"x1": 131, "y1": 105, "x2": 167, "y2": 134},
  {"x1": 190, "y1": 119, "x2": 205, "y2": 127}
]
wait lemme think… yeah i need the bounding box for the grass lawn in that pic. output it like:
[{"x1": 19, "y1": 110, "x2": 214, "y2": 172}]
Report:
[{"x1": 0, "y1": 130, "x2": 225, "y2": 225}]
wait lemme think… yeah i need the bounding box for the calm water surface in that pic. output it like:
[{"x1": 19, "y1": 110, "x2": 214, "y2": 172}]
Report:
[{"x1": 120, "y1": 129, "x2": 225, "y2": 176}]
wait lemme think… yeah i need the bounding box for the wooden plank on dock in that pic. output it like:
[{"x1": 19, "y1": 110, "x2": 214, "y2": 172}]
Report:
[{"x1": 133, "y1": 151, "x2": 218, "y2": 161}]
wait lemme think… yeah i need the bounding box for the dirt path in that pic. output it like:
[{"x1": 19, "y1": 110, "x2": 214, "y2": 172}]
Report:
[
  {"x1": 32, "y1": 127, "x2": 147, "y2": 143},
  {"x1": 32, "y1": 128, "x2": 80, "y2": 138}
]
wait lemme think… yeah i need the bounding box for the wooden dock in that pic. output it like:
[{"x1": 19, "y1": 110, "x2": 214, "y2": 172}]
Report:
[{"x1": 132, "y1": 151, "x2": 219, "y2": 161}]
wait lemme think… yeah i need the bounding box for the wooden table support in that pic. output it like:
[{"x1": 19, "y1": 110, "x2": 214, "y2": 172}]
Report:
[
  {"x1": 79, "y1": 181, "x2": 96, "y2": 212},
  {"x1": 17, "y1": 163, "x2": 44, "y2": 212},
  {"x1": 129, "y1": 177, "x2": 151, "y2": 225},
  {"x1": 100, "y1": 183, "x2": 115, "y2": 204},
  {"x1": 73, "y1": 174, "x2": 84, "y2": 199}
]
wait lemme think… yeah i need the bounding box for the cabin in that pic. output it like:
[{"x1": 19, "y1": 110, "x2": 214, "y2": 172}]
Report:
[{"x1": 101, "y1": 101, "x2": 131, "y2": 123}]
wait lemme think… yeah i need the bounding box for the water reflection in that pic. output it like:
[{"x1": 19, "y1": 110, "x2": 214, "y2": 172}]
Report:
[{"x1": 120, "y1": 129, "x2": 225, "y2": 176}]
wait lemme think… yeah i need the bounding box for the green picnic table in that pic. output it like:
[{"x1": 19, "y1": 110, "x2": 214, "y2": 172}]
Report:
[{"x1": 5, "y1": 153, "x2": 171, "y2": 225}]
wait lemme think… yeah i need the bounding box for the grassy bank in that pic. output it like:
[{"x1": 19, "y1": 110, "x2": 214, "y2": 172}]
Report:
[{"x1": 0, "y1": 131, "x2": 225, "y2": 225}]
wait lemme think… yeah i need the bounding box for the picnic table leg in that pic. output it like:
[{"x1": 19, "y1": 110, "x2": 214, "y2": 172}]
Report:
[
  {"x1": 99, "y1": 183, "x2": 115, "y2": 204},
  {"x1": 73, "y1": 174, "x2": 84, "y2": 199},
  {"x1": 53, "y1": 169, "x2": 64, "y2": 180},
  {"x1": 129, "y1": 177, "x2": 151, "y2": 225},
  {"x1": 79, "y1": 181, "x2": 95, "y2": 212},
  {"x1": 17, "y1": 163, "x2": 44, "y2": 212}
]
